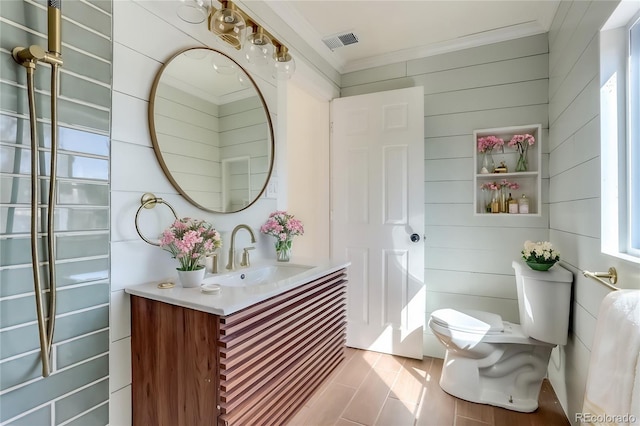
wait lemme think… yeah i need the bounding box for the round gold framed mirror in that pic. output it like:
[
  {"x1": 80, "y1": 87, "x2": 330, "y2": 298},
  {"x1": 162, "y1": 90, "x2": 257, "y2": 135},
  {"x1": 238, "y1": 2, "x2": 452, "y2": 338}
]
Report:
[{"x1": 149, "y1": 47, "x2": 274, "y2": 213}]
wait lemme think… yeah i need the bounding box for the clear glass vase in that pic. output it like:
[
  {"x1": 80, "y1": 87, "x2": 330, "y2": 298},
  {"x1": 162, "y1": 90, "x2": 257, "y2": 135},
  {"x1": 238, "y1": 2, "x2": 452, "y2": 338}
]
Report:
[
  {"x1": 515, "y1": 146, "x2": 528, "y2": 172},
  {"x1": 275, "y1": 240, "x2": 292, "y2": 262},
  {"x1": 480, "y1": 151, "x2": 495, "y2": 174}
]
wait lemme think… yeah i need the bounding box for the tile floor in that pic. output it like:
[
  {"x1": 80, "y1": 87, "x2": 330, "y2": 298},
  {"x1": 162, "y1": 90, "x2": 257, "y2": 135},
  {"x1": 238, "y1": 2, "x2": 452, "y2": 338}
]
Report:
[{"x1": 288, "y1": 348, "x2": 570, "y2": 426}]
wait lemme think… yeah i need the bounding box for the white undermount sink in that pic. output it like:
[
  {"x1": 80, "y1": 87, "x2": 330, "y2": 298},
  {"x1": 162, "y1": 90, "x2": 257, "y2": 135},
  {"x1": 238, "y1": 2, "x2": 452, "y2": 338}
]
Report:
[{"x1": 202, "y1": 263, "x2": 314, "y2": 287}]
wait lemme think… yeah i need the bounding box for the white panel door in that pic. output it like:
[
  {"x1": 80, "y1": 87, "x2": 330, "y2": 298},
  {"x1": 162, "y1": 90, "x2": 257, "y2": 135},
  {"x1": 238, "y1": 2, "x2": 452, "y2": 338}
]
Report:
[{"x1": 331, "y1": 87, "x2": 425, "y2": 359}]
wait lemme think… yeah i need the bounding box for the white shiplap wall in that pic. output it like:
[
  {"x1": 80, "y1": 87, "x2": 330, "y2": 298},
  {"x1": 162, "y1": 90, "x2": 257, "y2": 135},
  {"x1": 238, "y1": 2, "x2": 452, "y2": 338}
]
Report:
[
  {"x1": 343, "y1": 2, "x2": 640, "y2": 423},
  {"x1": 110, "y1": 1, "x2": 278, "y2": 424},
  {"x1": 342, "y1": 33, "x2": 551, "y2": 358},
  {"x1": 547, "y1": 1, "x2": 640, "y2": 423}
]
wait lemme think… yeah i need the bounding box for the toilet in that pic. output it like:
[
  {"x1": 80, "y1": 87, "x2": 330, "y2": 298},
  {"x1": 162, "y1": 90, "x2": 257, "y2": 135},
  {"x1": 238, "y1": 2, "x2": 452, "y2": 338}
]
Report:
[{"x1": 428, "y1": 259, "x2": 573, "y2": 412}]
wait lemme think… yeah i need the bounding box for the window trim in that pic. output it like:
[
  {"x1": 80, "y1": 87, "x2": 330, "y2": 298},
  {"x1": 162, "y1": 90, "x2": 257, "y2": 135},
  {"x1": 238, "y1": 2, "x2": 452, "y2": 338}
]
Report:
[{"x1": 600, "y1": 6, "x2": 640, "y2": 264}]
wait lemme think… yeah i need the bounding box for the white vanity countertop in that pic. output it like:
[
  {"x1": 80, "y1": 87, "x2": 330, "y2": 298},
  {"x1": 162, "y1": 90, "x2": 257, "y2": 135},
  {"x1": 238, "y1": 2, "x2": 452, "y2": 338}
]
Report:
[{"x1": 124, "y1": 258, "x2": 350, "y2": 316}]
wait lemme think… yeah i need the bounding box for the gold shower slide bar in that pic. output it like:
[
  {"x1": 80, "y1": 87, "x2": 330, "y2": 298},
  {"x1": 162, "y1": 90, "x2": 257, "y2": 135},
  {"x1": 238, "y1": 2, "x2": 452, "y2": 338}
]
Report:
[{"x1": 582, "y1": 267, "x2": 618, "y2": 291}]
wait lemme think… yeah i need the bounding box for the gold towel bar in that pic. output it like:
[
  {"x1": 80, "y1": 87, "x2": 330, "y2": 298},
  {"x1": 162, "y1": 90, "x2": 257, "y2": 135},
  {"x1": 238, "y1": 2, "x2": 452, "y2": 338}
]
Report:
[
  {"x1": 135, "y1": 193, "x2": 178, "y2": 246},
  {"x1": 582, "y1": 267, "x2": 618, "y2": 291}
]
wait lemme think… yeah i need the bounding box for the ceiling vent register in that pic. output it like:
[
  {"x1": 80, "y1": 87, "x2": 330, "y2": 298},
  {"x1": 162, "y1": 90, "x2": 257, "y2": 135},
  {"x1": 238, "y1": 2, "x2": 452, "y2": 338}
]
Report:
[{"x1": 322, "y1": 32, "x2": 359, "y2": 51}]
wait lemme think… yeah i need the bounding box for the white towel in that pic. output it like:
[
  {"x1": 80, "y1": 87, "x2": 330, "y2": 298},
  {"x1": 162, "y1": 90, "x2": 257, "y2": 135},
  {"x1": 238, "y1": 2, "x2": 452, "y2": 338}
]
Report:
[{"x1": 583, "y1": 290, "x2": 640, "y2": 426}]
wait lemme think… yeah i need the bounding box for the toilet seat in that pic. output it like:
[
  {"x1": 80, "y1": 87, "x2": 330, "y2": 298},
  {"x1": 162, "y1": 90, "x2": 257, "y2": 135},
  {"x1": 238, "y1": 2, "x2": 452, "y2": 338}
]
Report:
[
  {"x1": 429, "y1": 308, "x2": 555, "y2": 346},
  {"x1": 430, "y1": 308, "x2": 504, "y2": 334}
]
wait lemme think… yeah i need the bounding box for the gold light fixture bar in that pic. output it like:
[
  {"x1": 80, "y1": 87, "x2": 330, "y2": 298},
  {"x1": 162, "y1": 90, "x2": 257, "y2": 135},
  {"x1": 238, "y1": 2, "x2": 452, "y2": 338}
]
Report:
[{"x1": 208, "y1": 0, "x2": 287, "y2": 53}]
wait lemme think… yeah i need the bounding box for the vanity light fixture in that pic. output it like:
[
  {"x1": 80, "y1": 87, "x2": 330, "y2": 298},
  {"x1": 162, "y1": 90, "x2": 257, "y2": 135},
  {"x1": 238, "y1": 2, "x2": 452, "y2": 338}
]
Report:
[{"x1": 177, "y1": 0, "x2": 296, "y2": 80}]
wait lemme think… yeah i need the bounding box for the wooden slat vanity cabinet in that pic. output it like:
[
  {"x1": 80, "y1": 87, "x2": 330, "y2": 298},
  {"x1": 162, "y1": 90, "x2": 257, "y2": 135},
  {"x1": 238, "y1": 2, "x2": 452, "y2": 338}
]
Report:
[{"x1": 130, "y1": 268, "x2": 347, "y2": 426}]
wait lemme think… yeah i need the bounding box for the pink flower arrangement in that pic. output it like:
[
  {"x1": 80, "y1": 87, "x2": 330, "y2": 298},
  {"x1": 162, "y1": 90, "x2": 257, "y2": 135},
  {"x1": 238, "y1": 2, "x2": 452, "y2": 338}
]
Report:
[
  {"x1": 477, "y1": 135, "x2": 504, "y2": 153},
  {"x1": 159, "y1": 218, "x2": 222, "y2": 271},
  {"x1": 480, "y1": 179, "x2": 520, "y2": 191},
  {"x1": 508, "y1": 134, "x2": 535, "y2": 154},
  {"x1": 260, "y1": 211, "x2": 304, "y2": 252}
]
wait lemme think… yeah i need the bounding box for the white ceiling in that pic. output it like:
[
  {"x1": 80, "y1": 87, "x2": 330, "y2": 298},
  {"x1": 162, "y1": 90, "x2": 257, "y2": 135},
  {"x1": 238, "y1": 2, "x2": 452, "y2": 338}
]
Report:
[{"x1": 260, "y1": 0, "x2": 560, "y2": 74}]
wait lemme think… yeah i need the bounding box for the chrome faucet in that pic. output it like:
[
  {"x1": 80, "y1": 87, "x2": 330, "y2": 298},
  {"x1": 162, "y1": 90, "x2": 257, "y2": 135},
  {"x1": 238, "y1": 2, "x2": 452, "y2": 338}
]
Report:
[{"x1": 226, "y1": 224, "x2": 257, "y2": 270}]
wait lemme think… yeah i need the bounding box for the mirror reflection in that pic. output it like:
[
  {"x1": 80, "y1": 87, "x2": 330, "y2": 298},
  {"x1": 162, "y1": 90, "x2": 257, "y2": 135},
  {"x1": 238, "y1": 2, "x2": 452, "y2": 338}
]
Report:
[{"x1": 149, "y1": 47, "x2": 274, "y2": 213}]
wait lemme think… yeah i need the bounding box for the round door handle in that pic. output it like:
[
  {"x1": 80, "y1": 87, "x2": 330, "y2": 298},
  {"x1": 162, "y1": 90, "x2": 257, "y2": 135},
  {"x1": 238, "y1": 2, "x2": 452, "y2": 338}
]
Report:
[{"x1": 410, "y1": 233, "x2": 420, "y2": 243}]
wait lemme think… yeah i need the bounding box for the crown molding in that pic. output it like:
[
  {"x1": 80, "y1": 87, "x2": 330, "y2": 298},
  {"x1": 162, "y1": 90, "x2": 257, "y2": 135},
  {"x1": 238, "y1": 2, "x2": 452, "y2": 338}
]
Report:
[{"x1": 341, "y1": 21, "x2": 547, "y2": 74}]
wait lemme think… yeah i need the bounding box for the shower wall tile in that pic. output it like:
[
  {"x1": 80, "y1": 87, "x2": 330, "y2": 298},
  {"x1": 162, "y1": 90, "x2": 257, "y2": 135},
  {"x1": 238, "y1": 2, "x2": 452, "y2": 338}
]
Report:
[
  {"x1": 56, "y1": 330, "x2": 109, "y2": 370},
  {"x1": 60, "y1": 73, "x2": 111, "y2": 108},
  {"x1": 55, "y1": 379, "x2": 109, "y2": 425},
  {"x1": 0, "y1": 306, "x2": 109, "y2": 359},
  {"x1": 0, "y1": 82, "x2": 110, "y2": 132},
  {"x1": 10, "y1": 405, "x2": 51, "y2": 426},
  {"x1": 0, "y1": 0, "x2": 112, "y2": 423},
  {"x1": 0, "y1": 31, "x2": 111, "y2": 87},
  {"x1": 56, "y1": 233, "x2": 109, "y2": 260},
  {"x1": 65, "y1": 402, "x2": 109, "y2": 426},
  {"x1": 57, "y1": 0, "x2": 112, "y2": 37},
  {"x1": 58, "y1": 181, "x2": 109, "y2": 205},
  {"x1": 0, "y1": 355, "x2": 108, "y2": 423},
  {"x1": 0, "y1": 352, "x2": 41, "y2": 390},
  {"x1": 0, "y1": 258, "x2": 109, "y2": 298}
]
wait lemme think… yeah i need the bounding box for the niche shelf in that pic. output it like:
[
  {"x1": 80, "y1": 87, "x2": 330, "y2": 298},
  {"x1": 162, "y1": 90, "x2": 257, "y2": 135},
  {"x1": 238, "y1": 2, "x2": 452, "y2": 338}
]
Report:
[{"x1": 473, "y1": 124, "x2": 542, "y2": 216}]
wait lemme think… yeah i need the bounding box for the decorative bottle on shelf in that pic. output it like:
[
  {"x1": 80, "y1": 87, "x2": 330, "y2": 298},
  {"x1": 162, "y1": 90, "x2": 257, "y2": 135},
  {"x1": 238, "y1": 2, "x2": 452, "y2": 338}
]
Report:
[
  {"x1": 491, "y1": 195, "x2": 500, "y2": 213},
  {"x1": 518, "y1": 194, "x2": 529, "y2": 214},
  {"x1": 508, "y1": 193, "x2": 518, "y2": 213}
]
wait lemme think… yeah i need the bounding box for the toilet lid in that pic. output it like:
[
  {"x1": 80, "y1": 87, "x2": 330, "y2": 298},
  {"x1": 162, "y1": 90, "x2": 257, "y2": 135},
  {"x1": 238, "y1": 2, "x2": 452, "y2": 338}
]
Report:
[{"x1": 430, "y1": 309, "x2": 504, "y2": 334}]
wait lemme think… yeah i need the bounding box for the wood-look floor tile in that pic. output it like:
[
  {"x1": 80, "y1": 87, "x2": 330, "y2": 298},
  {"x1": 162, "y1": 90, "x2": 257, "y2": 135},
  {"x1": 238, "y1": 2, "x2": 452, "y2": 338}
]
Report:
[
  {"x1": 374, "y1": 396, "x2": 417, "y2": 426},
  {"x1": 306, "y1": 356, "x2": 350, "y2": 407},
  {"x1": 455, "y1": 416, "x2": 492, "y2": 426},
  {"x1": 415, "y1": 358, "x2": 455, "y2": 426},
  {"x1": 335, "y1": 418, "x2": 364, "y2": 426},
  {"x1": 374, "y1": 353, "x2": 406, "y2": 373},
  {"x1": 456, "y1": 399, "x2": 494, "y2": 424},
  {"x1": 288, "y1": 352, "x2": 571, "y2": 426},
  {"x1": 287, "y1": 405, "x2": 310, "y2": 426},
  {"x1": 389, "y1": 357, "x2": 432, "y2": 405},
  {"x1": 300, "y1": 382, "x2": 357, "y2": 426},
  {"x1": 492, "y1": 380, "x2": 570, "y2": 426},
  {"x1": 334, "y1": 349, "x2": 381, "y2": 388},
  {"x1": 341, "y1": 368, "x2": 399, "y2": 425}
]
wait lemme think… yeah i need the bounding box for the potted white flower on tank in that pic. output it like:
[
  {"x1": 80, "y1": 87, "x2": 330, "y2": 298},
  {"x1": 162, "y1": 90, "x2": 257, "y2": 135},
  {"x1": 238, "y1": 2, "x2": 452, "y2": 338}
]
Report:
[{"x1": 521, "y1": 240, "x2": 560, "y2": 271}]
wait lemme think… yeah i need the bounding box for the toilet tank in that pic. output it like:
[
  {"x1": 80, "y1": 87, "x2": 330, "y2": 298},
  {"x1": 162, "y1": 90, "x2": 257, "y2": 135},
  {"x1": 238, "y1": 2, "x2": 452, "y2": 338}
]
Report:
[{"x1": 512, "y1": 260, "x2": 573, "y2": 345}]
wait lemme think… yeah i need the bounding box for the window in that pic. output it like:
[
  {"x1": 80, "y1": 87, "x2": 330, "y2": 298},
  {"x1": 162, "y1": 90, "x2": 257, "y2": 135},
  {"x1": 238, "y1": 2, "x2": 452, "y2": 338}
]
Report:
[{"x1": 600, "y1": 5, "x2": 640, "y2": 262}]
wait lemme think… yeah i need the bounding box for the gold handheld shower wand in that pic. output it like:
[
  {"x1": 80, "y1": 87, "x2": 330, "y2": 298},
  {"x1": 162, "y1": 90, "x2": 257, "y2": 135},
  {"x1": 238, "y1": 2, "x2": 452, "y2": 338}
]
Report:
[{"x1": 12, "y1": 0, "x2": 63, "y2": 378}]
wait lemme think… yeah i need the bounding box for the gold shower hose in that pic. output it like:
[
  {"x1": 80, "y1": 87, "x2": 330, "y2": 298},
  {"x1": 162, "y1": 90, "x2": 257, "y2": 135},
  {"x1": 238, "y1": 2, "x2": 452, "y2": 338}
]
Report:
[{"x1": 12, "y1": 2, "x2": 63, "y2": 377}]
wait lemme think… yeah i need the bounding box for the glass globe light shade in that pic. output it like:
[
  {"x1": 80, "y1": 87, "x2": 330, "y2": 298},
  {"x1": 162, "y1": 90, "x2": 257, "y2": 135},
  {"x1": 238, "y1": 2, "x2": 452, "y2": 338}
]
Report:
[
  {"x1": 176, "y1": 0, "x2": 207, "y2": 24},
  {"x1": 244, "y1": 30, "x2": 274, "y2": 66},
  {"x1": 209, "y1": 5, "x2": 246, "y2": 49},
  {"x1": 273, "y1": 49, "x2": 296, "y2": 80}
]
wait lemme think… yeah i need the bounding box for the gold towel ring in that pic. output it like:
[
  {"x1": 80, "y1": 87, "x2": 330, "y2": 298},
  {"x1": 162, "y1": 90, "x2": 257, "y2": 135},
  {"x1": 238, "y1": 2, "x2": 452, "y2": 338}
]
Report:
[{"x1": 135, "y1": 193, "x2": 178, "y2": 246}]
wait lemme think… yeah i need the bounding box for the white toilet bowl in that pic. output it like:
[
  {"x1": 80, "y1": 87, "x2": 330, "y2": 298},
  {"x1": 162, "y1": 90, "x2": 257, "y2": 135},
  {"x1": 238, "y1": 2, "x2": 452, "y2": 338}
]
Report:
[{"x1": 428, "y1": 260, "x2": 573, "y2": 412}]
